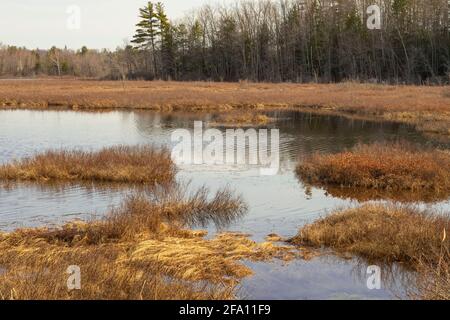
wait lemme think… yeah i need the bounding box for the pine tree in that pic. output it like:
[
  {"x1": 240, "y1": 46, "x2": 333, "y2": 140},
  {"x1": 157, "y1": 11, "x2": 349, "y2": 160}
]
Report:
[
  {"x1": 448, "y1": 0, "x2": 450, "y2": 32},
  {"x1": 189, "y1": 20, "x2": 205, "y2": 79},
  {"x1": 131, "y1": 2, "x2": 160, "y2": 77},
  {"x1": 156, "y1": 2, "x2": 175, "y2": 79},
  {"x1": 32, "y1": 50, "x2": 41, "y2": 74}
]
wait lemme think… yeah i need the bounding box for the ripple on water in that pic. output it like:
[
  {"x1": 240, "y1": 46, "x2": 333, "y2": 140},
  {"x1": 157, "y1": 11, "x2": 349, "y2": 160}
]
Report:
[{"x1": 0, "y1": 109, "x2": 448, "y2": 299}]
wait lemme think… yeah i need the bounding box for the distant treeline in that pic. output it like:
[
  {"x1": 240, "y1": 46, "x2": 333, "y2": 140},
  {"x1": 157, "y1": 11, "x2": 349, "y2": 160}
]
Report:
[{"x1": 1, "y1": 0, "x2": 449, "y2": 84}]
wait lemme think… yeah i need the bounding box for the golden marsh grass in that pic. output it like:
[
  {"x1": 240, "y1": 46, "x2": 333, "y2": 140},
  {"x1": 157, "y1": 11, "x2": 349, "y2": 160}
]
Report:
[
  {"x1": 289, "y1": 204, "x2": 449, "y2": 300},
  {"x1": 0, "y1": 145, "x2": 176, "y2": 185},
  {"x1": 0, "y1": 188, "x2": 297, "y2": 300},
  {"x1": 297, "y1": 143, "x2": 450, "y2": 198},
  {"x1": 211, "y1": 112, "x2": 273, "y2": 127},
  {"x1": 0, "y1": 80, "x2": 449, "y2": 135}
]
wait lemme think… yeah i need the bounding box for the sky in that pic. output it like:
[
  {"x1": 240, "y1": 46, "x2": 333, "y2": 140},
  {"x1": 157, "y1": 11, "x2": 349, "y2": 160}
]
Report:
[{"x1": 0, "y1": 0, "x2": 234, "y2": 50}]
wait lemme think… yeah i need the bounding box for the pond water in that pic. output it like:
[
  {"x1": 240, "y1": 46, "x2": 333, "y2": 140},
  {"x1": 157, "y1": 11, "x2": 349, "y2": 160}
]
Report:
[{"x1": 0, "y1": 109, "x2": 448, "y2": 300}]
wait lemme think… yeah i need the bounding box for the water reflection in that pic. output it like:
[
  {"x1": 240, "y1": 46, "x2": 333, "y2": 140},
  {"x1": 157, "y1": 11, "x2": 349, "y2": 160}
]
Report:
[
  {"x1": 240, "y1": 254, "x2": 416, "y2": 300},
  {"x1": 298, "y1": 181, "x2": 450, "y2": 204},
  {"x1": 0, "y1": 180, "x2": 246, "y2": 231},
  {"x1": 1, "y1": 109, "x2": 449, "y2": 299},
  {"x1": 1, "y1": 109, "x2": 448, "y2": 232},
  {"x1": 0, "y1": 181, "x2": 134, "y2": 231}
]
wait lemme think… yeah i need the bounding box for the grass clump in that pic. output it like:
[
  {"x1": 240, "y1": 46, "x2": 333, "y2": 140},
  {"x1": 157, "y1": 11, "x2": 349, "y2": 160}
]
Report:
[
  {"x1": 289, "y1": 204, "x2": 449, "y2": 266},
  {"x1": 289, "y1": 204, "x2": 449, "y2": 300},
  {"x1": 0, "y1": 145, "x2": 176, "y2": 184},
  {"x1": 297, "y1": 142, "x2": 450, "y2": 196},
  {"x1": 0, "y1": 187, "x2": 294, "y2": 300},
  {"x1": 212, "y1": 112, "x2": 273, "y2": 126}
]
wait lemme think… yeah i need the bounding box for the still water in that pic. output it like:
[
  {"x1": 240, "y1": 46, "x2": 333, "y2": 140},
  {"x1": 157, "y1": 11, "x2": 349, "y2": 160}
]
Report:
[{"x1": 0, "y1": 109, "x2": 448, "y2": 299}]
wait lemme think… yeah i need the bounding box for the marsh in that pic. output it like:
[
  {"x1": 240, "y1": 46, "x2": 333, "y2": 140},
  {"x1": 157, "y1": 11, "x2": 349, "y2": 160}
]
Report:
[{"x1": 1, "y1": 108, "x2": 448, "y2": 299}]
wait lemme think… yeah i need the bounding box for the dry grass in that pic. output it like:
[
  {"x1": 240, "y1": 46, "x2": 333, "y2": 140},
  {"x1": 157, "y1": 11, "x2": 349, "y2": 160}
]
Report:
[
  {"x1": 289, "y1": 204, "x2": 449, "y2": 300},
  {"x1": 0, "y1": 187, "x2": 296, "y2": 300},
  {"x1": 414, "y1": 255, "x2": 450, "y2": 300},
  {"x1": 297, "y1": 142, "x2": 450, "y2": 198},
  {"x1": 0, "y1": 247, "x2": 234, "y2": 300},
  {"x1": 443, "y1": 87, "x2": 450, "y2": 99},
  {"x1": 289, "y1": 204, "x2": 449, "y2": 266},
  {"x1": 0, "y1": 145, "x2": 176, "y2": 185},
  {"x1": 211, "y1": 112, "x2": 273, "y2": 127},
  {"x1": 0, "y1": 79, "x2": 449, "y2": 135}
]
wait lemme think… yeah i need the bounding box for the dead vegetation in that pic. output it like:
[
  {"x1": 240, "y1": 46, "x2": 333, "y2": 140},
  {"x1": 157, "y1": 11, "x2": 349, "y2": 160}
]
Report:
[
  {"x1": 297, "y1": 142, "x2": 450, "y2": 199},
  {"x1": 0, "y1": 80, "x2": 449, "y2": 135},
  {"x1": 0, "y1": 145, "x2": 176, "y2": 185},
  {"x1": 413, "y1": 254, "x2": 450, "y2": 300},
  {"x1": 211, "y1": 112, "x2": 273, "y2": 127},
  {"x1": 0, "y1": 187, "x2": 296, "y2": 300},
  {"x1": 289, "y1": 204, "x2": 449, "y2": 300}
]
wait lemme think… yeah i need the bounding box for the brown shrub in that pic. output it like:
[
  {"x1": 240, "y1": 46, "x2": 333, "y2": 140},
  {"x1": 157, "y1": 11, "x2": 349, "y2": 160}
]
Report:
[{"x1": 0, "y1": 145, "x2": 176, "y2": 184}]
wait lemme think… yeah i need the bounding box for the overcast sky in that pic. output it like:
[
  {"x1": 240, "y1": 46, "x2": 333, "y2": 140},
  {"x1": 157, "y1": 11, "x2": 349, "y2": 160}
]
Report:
[{"x1": 0, "y1": 0, "x2": 234, "y2": 50}]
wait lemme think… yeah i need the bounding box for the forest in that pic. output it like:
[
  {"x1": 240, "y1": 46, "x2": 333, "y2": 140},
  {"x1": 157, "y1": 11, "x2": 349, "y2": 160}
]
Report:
[{"x1": 1, "y1": 0, "x2": 449, "y2": 84}]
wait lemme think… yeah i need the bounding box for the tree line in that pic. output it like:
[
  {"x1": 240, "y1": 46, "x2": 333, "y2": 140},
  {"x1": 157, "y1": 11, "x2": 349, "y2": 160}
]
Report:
[{"x1": 1, "y1": 0, "x2": 449, "y2": 84}]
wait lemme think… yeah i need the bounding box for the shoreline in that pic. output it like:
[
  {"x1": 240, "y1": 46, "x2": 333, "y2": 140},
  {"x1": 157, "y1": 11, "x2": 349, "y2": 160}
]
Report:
[{"x1": 1, "y1": 79, "x2": 449, "y2": 137}]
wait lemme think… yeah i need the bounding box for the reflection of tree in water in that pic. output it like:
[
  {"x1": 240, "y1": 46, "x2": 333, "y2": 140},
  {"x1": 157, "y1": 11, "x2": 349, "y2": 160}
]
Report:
[
  {"x1": 133, "y1": 111, "x2": 213, "y2": 138},
  {"x1": 269, "y1": 110, "x2": 432, "y2": 169},
  {"x1": 132, "y1": 110, "x2": 434, "y2": 174}
]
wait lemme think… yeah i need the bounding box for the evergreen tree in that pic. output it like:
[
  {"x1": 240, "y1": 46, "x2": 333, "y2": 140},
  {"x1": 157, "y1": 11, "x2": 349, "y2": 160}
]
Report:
[
  {"x1": 131, "y1": 1, "x2": 160, "y2": 77},
  {"x1": 1, "y1": 0, "x2": 450, "y2": 83},
  {"x1": 156, "y1": 2, "x2": 175, "y2": 79}
]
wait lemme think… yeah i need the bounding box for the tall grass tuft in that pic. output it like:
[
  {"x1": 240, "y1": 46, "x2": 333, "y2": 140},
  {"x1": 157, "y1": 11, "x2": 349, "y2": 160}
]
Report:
[
  {"x1": 0, "y1": 145, "x2": 176, "y2": 185},
  {"x1": 0, "y1": 186, "x2": 292, "y2": 300},
  {"x1": 297, "y1": 142, "x2": 450, "y2": 196},
  {"x1": 289, "y1": 204, "x2": 450, "y2": 300}
]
